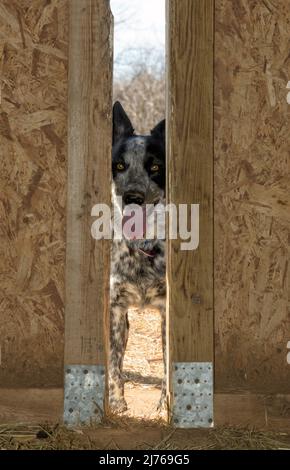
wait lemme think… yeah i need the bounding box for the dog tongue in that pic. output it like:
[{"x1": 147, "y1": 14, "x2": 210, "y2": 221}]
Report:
[{"x1": 122, "y1": 206, "x2": 146, "y2": 240}]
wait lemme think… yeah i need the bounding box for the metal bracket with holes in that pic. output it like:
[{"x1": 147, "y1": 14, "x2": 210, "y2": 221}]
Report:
[
  {"x1": 172, "y1": 362, "x2": 214, "y2": 428},
  {"x1": 63, "y1": 365, "x2": 105, "y2": 426}
]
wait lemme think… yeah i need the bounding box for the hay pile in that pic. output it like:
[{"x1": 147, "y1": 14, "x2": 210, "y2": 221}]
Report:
[{"x1": 0, "y1": 422, "x2": 289, "y2": 450}]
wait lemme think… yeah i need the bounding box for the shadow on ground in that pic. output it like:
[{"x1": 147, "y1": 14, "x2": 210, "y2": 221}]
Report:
[{"x1": 124, "y1": 370, "x2": 162, "y2": 387}]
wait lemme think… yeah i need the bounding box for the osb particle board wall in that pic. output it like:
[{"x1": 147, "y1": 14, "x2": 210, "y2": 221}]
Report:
[
  {"x1": 0, "y1": 0, "x2": 289, "y2": 394},
  {"x1": 214, "y1": 0, "x2": 290, "y2": 393},
  {"x1": 0, "y1": 0, "x2": 68, "y2": 386}
]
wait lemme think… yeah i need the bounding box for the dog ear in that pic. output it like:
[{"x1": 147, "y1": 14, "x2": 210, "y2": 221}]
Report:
[
  {"x1": 113, "y1": 101, "x2": 134, "y2": 144},
  {"x1": 150, "y1": 119, "x2": 165, "y2": 141}
]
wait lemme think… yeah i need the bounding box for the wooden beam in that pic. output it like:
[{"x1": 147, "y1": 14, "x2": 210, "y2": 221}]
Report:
[
  {"x1": 2, "y1": 390, "x2": 290, "y2": 432},
  {"x1": 166, "y1": 0, "x2": 214, "y2": 427},
  {"x1": 63, "y1": 0, "x2": 113, "y2": 425}
]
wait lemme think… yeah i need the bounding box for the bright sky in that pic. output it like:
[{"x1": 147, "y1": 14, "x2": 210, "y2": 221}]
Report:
[{"x1": 110, "y1": 0, "x2": 165, "y2": 77}]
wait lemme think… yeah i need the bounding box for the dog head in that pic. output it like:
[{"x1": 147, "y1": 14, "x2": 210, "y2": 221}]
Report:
[
  {"x1": 112, "y1": 101, "x2": 165, "y2": 205},
  {"x1": 112, "y1": 101, "x2": 165, "y2": 245}
]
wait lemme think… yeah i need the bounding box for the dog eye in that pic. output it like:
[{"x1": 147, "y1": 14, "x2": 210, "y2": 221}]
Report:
[
  {"x1": 116, "y1": 162, "x2": 125, "y2": 171},
  {"x1": 150, "y1": 164, "x2": 159, "y2": 172}
]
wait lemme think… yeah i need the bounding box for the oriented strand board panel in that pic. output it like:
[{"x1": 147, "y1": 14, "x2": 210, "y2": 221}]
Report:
[
  {"x1": 64, "y1": 0, "x2": 112, "y2": 367},
  {"x1": 167, "y1": 1, "x2": 214, "y2": 362},
  {"x1": 215, "y1": 0, "x2": 290, "y2": 393},
  {"x1": 0, "y1": 0, "x2": 68, "y2": 386}
]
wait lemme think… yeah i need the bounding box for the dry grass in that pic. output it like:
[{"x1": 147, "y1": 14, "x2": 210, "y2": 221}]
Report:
[
  {"x1": 0, "y1": 422, "x2": 289, "y2": 450},
  {"x1": 0, "y1": 304, "x2": 289, "y2": 450},
  {"x1": 0, "y1": 423, "x2": 90, "y2": 450},
  {"x1": 164, "y1": 427, "x2": 290, "y2": 451}
]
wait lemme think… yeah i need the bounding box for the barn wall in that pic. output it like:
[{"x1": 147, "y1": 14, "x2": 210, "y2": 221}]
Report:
[
  {"x1": 215, "y1": 0, "x2": 290, "y2": 393},
  {"x1": 0, "y1": 0, "x2": 68, "y2": 386},
  {"x1": 1, "y1": 0, "x2": 289, "y2": 398}
]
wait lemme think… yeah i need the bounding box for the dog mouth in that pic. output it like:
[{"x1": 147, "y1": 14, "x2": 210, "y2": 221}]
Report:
[
  {"x1": 122, "y1": 205, "x2": 147, "y2": 240},
  {"x1": 121, "y1": 200, "x2": 163, "y2": 241}
]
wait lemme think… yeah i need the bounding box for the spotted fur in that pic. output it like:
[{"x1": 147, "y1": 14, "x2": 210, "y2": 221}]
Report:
[{"x1": 109, "y1": 102, "x2": 166, "y2": 413}]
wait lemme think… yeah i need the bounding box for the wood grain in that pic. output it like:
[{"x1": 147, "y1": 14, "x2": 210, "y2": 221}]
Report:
[
  {"x1": 1, "y1": 389, "x2": 290, "y2": 431},
  {"x1": 214, "y1": 0, "x2": 290, "y2": 393},
  {"x1": 166, "y1": 0, "x2": 214, "y2": 370},
  {"x1": 64, "y1": 0, "x2": 113, "y2": 366},
  {"x1": 0, "y1": 0, "x2": 68, "y2": 387}
]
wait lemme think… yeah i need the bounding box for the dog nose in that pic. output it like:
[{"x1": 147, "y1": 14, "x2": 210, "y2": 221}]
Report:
[{"x1": 124, "y1": 192, "x2": 145, "y2": 206}]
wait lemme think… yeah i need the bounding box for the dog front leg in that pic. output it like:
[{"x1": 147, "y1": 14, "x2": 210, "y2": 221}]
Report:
[{"x1": 109, "y1": 304, "x2": 129, "y2": 413}]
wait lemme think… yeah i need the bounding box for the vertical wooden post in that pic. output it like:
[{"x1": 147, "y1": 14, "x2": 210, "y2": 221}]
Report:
[
  {"x1": 166, "y1": 0, "x2": 214, "y2": 427},
  {"x1": 63, "y1": 0, "x2": 113, "y2": 425}
]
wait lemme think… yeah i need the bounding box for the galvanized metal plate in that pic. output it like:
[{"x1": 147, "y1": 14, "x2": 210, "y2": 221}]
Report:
[
  {"x1": 172, "y1": 362, "x2": 213, "y2": 428},
  {"x1": 63, "y1": 365, "x2": 105, "y2": 426}
]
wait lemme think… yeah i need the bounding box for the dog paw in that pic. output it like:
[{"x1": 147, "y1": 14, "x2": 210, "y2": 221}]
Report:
[{"x1": 109, "y1": 397, "x2": 128, "y2": 414}]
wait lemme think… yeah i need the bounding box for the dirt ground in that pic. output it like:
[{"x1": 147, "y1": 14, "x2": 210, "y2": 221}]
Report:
[
  {"x1": 123, "y1": 308, "x2": 165, "y2": 420},
  {"x1": 1, "y1": 309, "x2": 290, "y2": 450}
]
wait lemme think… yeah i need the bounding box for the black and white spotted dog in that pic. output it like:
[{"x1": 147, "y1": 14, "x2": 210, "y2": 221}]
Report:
[{"x1": 109, "y1": 101, "x2": 166, "y2": 413}]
